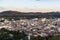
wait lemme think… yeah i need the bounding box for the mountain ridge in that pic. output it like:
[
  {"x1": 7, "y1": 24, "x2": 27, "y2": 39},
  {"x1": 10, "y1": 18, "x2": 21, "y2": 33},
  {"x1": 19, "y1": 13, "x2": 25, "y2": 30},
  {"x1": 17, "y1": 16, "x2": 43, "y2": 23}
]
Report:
[{"x1": 0, "y1": 10, "x2": 60, "y2": 18}]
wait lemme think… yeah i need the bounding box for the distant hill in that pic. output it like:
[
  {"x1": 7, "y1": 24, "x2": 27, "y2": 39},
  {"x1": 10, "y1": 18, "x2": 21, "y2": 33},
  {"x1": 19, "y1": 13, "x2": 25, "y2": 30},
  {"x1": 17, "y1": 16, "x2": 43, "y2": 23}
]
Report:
[{"x1": 0, "y1": 11, "x2": 60, "y2": 18}]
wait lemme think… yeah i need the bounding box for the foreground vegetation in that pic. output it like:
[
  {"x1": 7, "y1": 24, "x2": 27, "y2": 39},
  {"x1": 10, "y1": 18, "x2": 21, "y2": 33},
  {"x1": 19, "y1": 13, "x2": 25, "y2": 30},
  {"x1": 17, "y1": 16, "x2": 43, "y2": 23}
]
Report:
[
  {"x1": 30, "y1": 35, "x2": 60, "y2": 40},
  {"x1": 0, "y1": 28, "x2": 27, "y2": 40},
  {"x1": 0, "y1": 28, "x2": 60, "y2": 40}
]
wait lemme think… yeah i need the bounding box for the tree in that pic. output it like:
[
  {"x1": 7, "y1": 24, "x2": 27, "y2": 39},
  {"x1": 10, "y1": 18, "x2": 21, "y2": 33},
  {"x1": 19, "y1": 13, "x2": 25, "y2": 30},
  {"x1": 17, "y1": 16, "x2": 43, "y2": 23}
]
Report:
[{"x1": 0, "y1": 28, "x2": 27, "y2": 40}]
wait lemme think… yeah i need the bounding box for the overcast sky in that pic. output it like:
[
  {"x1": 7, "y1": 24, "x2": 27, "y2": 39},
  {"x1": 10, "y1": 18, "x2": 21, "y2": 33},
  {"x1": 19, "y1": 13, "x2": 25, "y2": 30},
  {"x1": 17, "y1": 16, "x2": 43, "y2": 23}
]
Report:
[{"x1": 0, "y1": 0, "x2": 60, "y2": 12}]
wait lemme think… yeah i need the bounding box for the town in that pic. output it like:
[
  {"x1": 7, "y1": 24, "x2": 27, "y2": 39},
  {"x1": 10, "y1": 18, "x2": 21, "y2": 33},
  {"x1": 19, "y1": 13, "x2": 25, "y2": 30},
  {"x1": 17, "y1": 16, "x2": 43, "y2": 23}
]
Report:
[{"x1": 0, "y1": 18, "x2": 60, "y2": 37}]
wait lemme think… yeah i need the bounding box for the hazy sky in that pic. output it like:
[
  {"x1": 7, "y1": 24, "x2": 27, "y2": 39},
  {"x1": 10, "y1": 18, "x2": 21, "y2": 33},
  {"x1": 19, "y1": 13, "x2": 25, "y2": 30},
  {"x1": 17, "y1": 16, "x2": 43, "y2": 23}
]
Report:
[{"x1": 0, "y1": 0, "x2": 60, "y2": 12}]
